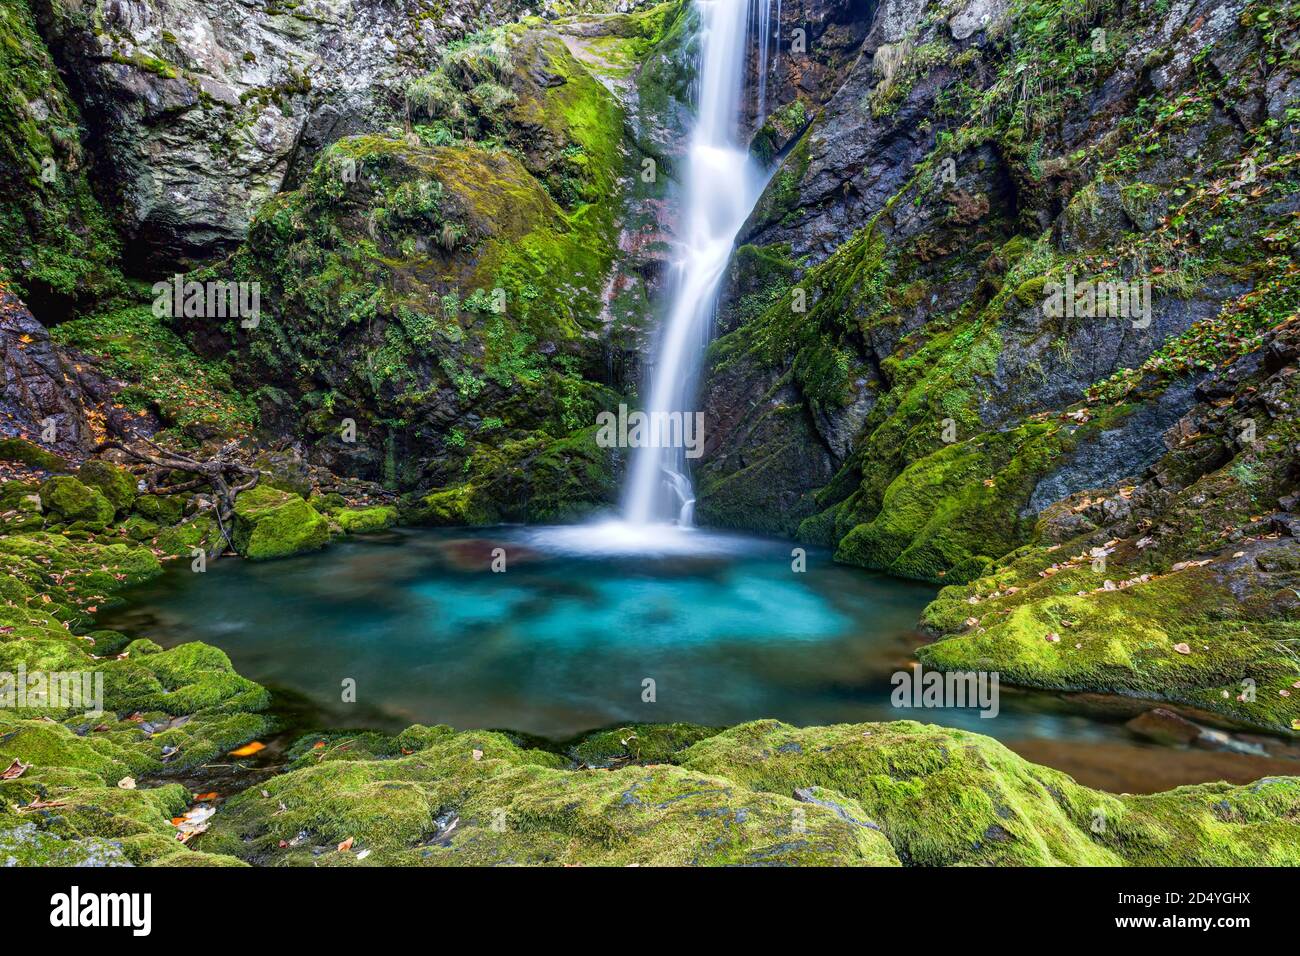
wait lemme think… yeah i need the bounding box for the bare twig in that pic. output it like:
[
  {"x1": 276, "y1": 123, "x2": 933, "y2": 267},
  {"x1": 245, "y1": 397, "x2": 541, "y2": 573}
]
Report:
[{"x1": 94, "y1": 438, "x2": 259, "y2": 559}]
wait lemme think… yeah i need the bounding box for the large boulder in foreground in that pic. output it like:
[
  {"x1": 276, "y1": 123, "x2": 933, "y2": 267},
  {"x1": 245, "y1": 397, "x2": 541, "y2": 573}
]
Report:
[{"x1": 230, "y1": 485, "x2": 330, "y2": 561}]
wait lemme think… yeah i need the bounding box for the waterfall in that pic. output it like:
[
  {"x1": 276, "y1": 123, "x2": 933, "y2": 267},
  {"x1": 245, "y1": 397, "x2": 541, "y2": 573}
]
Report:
[{"x1": 622, "y1": 0, "x2": 771, "y2": 527}]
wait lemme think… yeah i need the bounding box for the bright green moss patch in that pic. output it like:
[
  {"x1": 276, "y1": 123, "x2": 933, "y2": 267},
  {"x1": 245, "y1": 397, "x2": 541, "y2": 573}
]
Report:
[
  {"x1": 335, "y1": 505, "x2": 398, "y2": 533},
  {"x1": 37, "y1": 476, "x2": 115, "y2": 530},
  {"x1": 676, "y1": 720, "x2": 1300, "y2": 865},
  {"x1": 231, "y1": 485, "x2": 330, "y2": 560},
  {"x1": 77, "y1": 460, "x2": 136, "y2": 514},
  {"x1": 200, "y1": 723, "x2": 899, "y2": 866},
  {"x1": 0, "y1": 522, "x2": 271, "y2": 866},
  {"x1": 568, "y1": 722, "x2": 721, "y2": 767},
  {"x1": 201, "y1": 718, "x2": 1300, "y2": 867},
  {"x1": 920, "y1": 547, "x2": 1300, "y2": 734},
  {"x1": 834, "y1": 417, "x2": 1085, "y2": 583},
  {"x1": 406, "y1": 425, "x2": 616, "y2": 526}
]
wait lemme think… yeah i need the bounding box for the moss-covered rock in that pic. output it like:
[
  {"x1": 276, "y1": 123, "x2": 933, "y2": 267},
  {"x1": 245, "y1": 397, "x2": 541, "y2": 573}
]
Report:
[
  {"x1": 131, "y1": 492, "x2": 186, "y2": 525},
  {"x1": 200, "y1": 718, "x2": 1300, "y2": 867},
  {"x1": 0, "y1": 437, "x2": 68, "y2": 472},
  {"x1": 568, "y1": 721, "x2": 720, "y2": 767},
  {"x1": 230, "y1": 485, "x2": 330, "y2": 560},
  {"x1": 404, "y1": 425, "x2": 617, "y2": 525},
  {"x1": 336, "y1": 505, "x2": 398, "y2": 534},
  {"x1": 77, "y1": 460, "x2": 137, "y2": 514},
  {"x1": 199, "y1": 724, "x2": 899, "y2": 866},
  {"x1": 0, "y1": 0, "x2": 122, "y2": 308},
  {"x1": 0, "y1": 523, "x2": 270, "y2": 867},
  {"x1": 152, "y1": 514, "x2": 221, "y2": 559},
  {"x1": 37, "y1": 476, "x2": 114, "y2": 529},
  {"x1": 917, "y1": 319, "x2": 1300, "y2": 733},
  {"x1": 676, "y1": 720, "x2": 1300, "y2": 866},
  {"x1": 0, "y1": 479, "x2": 43, "y2": 533}
]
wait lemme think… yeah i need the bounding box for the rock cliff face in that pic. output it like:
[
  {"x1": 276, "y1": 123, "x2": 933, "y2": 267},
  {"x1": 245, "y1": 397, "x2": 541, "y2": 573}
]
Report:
[
  {"x1": 165, "y1": 8, "x2": 693, "y2": 520},
  {"x1": 698, "y1": 0, "x2": 1298, "y2": 563},
  {"x1": 0, "y1": 0, "x2": 122, "y2": 316},
  {"x1": 29, "y1": 0, "x2": 534, "y2": 270}
]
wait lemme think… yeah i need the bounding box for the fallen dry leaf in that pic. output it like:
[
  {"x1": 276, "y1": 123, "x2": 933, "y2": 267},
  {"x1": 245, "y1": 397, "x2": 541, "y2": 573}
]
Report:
[
  {"x1": 229, "y1": 741, "x2": 266, "y2": 757},
  {"x1": 117, "y1": 776, "x2": 136, "y2": 790},
  {"x1": 172, "y1": 804, "x2": 215, "y2": 843},
  {"x1": 1172, "y1": 642, "x2": 1192, "y2": 655},
  {"x1": 2, "y1": 759, "x2": 30, "y2": 780},
  {"x1": 338, "y1": 837, "x2": 355, "y2": 852}
]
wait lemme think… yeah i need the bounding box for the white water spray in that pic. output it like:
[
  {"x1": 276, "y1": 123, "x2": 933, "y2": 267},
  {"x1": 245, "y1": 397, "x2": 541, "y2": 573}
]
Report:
[{"x1": 623, "y1": 0, "x2": 771, "y2": 527}]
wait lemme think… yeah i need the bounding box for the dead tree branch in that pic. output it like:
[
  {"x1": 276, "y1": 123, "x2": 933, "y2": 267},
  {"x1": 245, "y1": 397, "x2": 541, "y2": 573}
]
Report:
[{"x1": 94, "y1": 437, "x2": 259, "y2": 559}]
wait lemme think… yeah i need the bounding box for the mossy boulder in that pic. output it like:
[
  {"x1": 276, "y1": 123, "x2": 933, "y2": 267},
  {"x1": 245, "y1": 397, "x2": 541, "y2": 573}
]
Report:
[
  {"x1": 405, "y1": 485, "x2": 497, "y2": 526},
  {"x1": 37, "y1": 476, "x2": 115, "y2": 529},
  {"x1": 569, "y1": 722, "x2": 720, "y2": 767},
  {"x1": 77, "y1": 460, "x2": 137, "y2": 514},
  {"x1": 199, "y1": 724, "x2": 899, "y2": 866},
  {"x1": 0, "y1": 438, "x2": 68, "y2": 472},
  {"x1": 200, "y1": 718, "x2": 1300, "y2": 867},
  {"x1": 153, "y1": 514, "x2": 220, "y2": 558},
  {"x1": 121, "y1": 514, "x2": 160, "y2": 541},
  {"x1": 0, "y1": 480, "x2": 43, "y2": 533},
  {"x1": 336, "y1": 505, "x2": 398, "y2": 534},
  {"x1": 231, "y1": 486, "x2": 330, "y2": 560},
  {"x1": 132, "y1": 493, "x2": 186, "y2": 525},
  {"x1": 675, "y1": 720, "x2": 1300, "y2": 866}
]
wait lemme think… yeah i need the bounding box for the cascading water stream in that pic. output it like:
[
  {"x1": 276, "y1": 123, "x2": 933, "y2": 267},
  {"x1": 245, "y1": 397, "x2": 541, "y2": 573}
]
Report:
[{"x1": 623, "y1": 0, "x2": 772, "y2": 528}]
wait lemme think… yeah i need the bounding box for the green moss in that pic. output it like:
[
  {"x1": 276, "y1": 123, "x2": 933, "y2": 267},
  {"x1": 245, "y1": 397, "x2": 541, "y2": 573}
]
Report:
[
  {"x1": 677, "y1": 720, "x2": 1300, "y2": 865},
  {"x1": 0, "y1": 1, "x2": 123, "y2": 307},
  {"x1": 404, "y1": 423, "x2": 616, "y2": 526},
  {"x1": 77, "y1": 460, "x2": 136, "y2": 514},
  {"x1": 834, "y1": 417, "x2": 1086, "y2": 583},
  {"x1": 52, "y1": 304, "x2": 256, "y2": 442},
  {"x1": 0, "y1": 521, "x2": 272, "y2": 867},
  {"x1": 0, "y1": 438, "x2": 68, "y2": 472},
  {"x1": 569, "y1": 722, "x2": 720, "y2": 767},
  {"x1": 231, "y1": 485, "x2": 330, "y2": 560},
  {"x1": 38, "y1": 476, "x2": 114, "y2": 529},
  {"x1": 336, "y1": 505, "x2": 398, "y2": 533},
  {"x1": 152, "y1": 514, "x2": 219, "y2": 558},
  {"x1": 919, "y1": 546, "x2": 1300, "y2": 734},
  {"x1": 132, "y1": 493, "x2": 185, "y2": 525},
  {"x1": 200, "y1": 723, "x2": 898, "y2": 866},
  {"x1": 200, "y1": 718, "x2": 1300, "y2": 867},
  {"x1": 0, "y1": 480, "x2": 43, "y2": 533}
]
